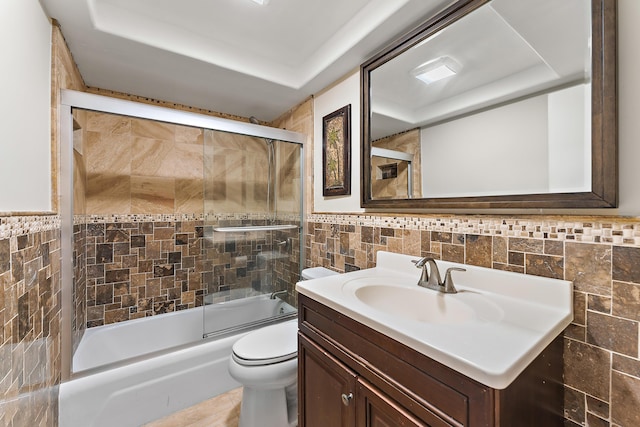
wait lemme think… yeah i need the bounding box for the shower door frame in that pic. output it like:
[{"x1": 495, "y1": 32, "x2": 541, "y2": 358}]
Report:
[{"x1": 58, "y1": 89, "x2": 306, "y2": 381}]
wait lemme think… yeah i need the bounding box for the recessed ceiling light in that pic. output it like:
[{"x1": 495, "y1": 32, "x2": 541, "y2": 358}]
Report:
[
  {"x1": 412, "y1": 57, "x2": 460, "y2": 85},
  {"x1": 251, "y1": 0, "x2": 270, "y2": 5}
]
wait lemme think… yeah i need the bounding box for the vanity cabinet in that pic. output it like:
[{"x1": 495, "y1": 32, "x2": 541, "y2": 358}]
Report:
[{"x1": 298, "y1": 294, "x2": 564, "y2": 427}]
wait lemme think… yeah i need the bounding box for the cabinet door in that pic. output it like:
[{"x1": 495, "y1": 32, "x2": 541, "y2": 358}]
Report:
[
  {"x1": 299, "y1": 333, "x2": 357, "y2": 427},
  {"x1": 356, "y1": 379, "x2": 454, "y2": 427}
]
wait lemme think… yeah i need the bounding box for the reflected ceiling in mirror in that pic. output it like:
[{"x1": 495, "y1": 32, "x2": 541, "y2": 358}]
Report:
[{"x1": 362, "y1": 0, "x2": 617, "y2": 209}]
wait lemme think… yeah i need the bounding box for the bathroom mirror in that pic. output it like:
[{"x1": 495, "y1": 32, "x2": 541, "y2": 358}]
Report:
[{"x1": 361, "y1": 0, "x2": 617, "y2": 209}]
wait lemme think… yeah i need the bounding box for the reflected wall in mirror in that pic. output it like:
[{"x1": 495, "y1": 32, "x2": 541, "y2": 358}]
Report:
[
  {"x1": 371, "y1": 128, "x2": 422, "y2": 199},
  {"x1": 362, "y1": 0, "x2": 617, "y2": 209}
]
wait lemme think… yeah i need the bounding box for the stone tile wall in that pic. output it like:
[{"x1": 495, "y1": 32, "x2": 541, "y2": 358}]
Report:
[
  {"x1": 269, "y1": 98, "x2": 314, "y2": 216},
  {"x1": 305, "y1": 214, "x2": 640, "y2": 427},
  {"x1": 81, "y1": 111, "x2": 205, "y2": 215},
  {"x1": 81, "y1": 109, "x2": 302, "y2": 218},
  {"x1": 84, "y1": 217, "x2": 205, "y2": 326},
  {"x1": 0, "y1": 217, "x2": 62, "y2": 427},
  {"x1": 82, "y1": 214, "x2": 301, "y2": 327},
  {"x1": 72, "y1": 223, "x2": 86, "y2": 352}
]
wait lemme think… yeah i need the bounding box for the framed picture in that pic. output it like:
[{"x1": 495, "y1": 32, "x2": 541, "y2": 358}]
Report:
[{"x1": 322, "y1": 105, "x2": 351, "y2": 197}]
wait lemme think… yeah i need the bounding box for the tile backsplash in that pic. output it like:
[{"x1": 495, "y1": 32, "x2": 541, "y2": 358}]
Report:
[{"x1": 305, "y1": 213, "x2": 640, "y2": 427}]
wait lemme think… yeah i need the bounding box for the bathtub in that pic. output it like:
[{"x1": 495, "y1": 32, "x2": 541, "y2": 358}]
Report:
[{"x1": 59, "y1": 294, "x2": 296, "y2": 427}]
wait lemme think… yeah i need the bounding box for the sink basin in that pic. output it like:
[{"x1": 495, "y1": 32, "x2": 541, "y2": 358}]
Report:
[
  {"x1": 355, "y1": 285, "x2": 473, "y2": 324},
  {"x1": 353, "y1": 282, "x2": 503, "y2": 325}
]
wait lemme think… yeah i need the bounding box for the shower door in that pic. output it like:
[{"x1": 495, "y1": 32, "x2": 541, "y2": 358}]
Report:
[{"x1": 202, "y1": 129, "x2": 302, "y2": 338}]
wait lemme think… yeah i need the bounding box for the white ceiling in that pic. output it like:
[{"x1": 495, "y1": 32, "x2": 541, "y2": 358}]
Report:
[{"x1": 40, "y1": 0, "x2": 455, "y2": 121}]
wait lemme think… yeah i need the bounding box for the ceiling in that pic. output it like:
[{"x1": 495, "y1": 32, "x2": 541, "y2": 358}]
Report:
[{"x1": 40, "y1": 0, "x2": 455, "y2": 122}]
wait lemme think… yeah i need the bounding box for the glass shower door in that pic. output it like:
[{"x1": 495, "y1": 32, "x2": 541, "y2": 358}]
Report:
[{"x1": 202, "y1": 129, "x2": 302, "y2": 338}]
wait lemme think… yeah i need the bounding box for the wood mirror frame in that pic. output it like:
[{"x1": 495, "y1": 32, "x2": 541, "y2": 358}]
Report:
[{"x1": 361, "y1": 0, "x2": 617, "y2": 209}]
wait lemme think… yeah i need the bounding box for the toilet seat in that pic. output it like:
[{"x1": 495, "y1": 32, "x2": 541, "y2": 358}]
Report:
[{"x1": 232, "y1": 320, "x2": 298, "y2": 366}]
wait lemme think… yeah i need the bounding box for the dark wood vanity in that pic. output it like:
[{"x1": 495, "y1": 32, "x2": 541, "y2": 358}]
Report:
[{"x1": 298, "y1": 294, "x2": 564, "y2": 427}]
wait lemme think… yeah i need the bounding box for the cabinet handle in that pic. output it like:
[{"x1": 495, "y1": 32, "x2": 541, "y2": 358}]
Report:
[{"x1": 341, "y1": 392, "x2": 353, "y2": 406}]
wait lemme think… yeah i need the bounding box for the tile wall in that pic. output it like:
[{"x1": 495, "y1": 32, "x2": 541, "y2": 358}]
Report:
[
  {"x1": 269, "y1": 98, "x2": 314, "y2": 214},
  {"x1": 81, "y1": 110, "x2": 205, "y2": 215},
  {"x1": 0, "y1": 217, "x2": 62, "y2": 426},
  {"x1": 72, "y1": 223, "x2": 86, "y2": 353},
  {"x1": 304, "y1": 214, "x2": 640, "y2": 427},
  {"x1": 78, "y1": 215, "x2": 300, "y2": 327}
]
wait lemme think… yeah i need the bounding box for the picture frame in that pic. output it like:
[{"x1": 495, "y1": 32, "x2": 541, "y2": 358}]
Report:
[{"x1": 322, "y1": 104, "x2": 351, "y2": 197}]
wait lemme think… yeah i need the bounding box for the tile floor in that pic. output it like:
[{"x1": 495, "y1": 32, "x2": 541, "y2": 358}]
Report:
[{"x1": 144, "y1": 387, "x2": 242, "y2": 427}]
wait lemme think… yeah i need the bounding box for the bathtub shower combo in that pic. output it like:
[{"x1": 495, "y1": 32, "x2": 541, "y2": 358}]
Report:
[{"x1": 58, "y1": 90, "x2": 305, "y2": 426}]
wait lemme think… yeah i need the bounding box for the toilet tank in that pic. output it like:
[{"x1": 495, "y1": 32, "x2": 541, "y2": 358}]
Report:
[{"x1": 301, "y1": 267, "x2": 338, "y2": 280}]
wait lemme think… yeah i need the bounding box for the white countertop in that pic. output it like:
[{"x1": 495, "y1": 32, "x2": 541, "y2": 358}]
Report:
[{"x1": 296, "y1": 251, "x2": 573, "y2": 389}]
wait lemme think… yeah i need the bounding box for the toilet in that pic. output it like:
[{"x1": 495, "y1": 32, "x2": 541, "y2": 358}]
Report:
[{"x1": 228, "y1": 267, "x2": 338, "y2": 427}]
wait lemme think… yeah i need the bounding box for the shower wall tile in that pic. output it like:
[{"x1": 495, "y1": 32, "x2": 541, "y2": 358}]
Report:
[
  {"x1": 83, "y1": 110, "x2": 285, "y2": 218},
  {"x1": 175, "y1": 179, "x2": 204, "y2": 214},
  {"x1": 86, "y1": 110, "x2": 130, "y2": 134},
  {"x1": 131, "y1": 117, "x2": 175, "y2": 140},
  {"x1": 131, "y1": 137, "x2": 174, "y2": 176},
  {"x1": 73, "y1": 223, "x2": 87, "y2": 353},
  {"x1": 86, "y1": 131, "x2": 132, "y2": 175},
  {"x1": 130, "y1": 176, "x2": 176, "y2": 214},
  {"x1": 83, "y1": 111, "x2": 205, "y2": 215},
  {"x1": 171, "y1": 143, "x2": 204, "y2": 179},
  {"x1": 203, "y1": 132, "x2": 271, "y2": 214},
  {"x1": 175, "y1": 124, "x2": 204, "y2": 145},
  {"x1": 269, "y1": 98, "x2": 313, "y2": 217},
  {"x1": 82, "y1": 215, "x2": 301, "y2": 326},
  {"x1": 86, "y1": 173, "x2": 132, "y2": 214},
  {"x1": 73, "y1": 119, "x2": 88, "y2": 215},
  {"x1": 305, "y1": 213, "x2": 640, "y2": 427}
]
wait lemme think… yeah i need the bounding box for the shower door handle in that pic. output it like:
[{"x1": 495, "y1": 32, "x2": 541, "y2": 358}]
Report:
[
  {"x1": 275, "y1": 238, "x2": 292, "y2": 252},
  {"x1": 341, "y1": 392, "x2": 353, "y2": 406}
]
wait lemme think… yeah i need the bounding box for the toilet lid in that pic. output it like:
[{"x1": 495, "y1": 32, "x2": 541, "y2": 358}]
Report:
[{"x1": 232, "y1": 320, "x2": 298, "y2": 366}]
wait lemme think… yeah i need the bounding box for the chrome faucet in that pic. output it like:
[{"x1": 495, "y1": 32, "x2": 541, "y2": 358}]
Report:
[
  {"x1": 270, "y1": 290, "x2": 288, "y2": 300},
  {"x1": 412, "y1": 257, "x2": 466, "y2": 294}
]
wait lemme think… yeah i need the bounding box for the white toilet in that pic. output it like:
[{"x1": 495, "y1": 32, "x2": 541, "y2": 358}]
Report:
[{"x1": 228, "y1": 267, "x2": 338, "y2": 427}]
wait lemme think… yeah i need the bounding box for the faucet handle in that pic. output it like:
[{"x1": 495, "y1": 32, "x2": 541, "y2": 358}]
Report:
[{"x1": 443, "y1": 267, "x2": 466, "y2": 294}]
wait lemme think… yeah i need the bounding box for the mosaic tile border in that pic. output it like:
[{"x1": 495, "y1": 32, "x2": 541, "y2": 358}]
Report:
[
  {"x1": 80, "y1": 213, "x2": 302, "y2": 224},
  {"x1": 0, "y1": 215, "x2": 61, "y2": 239},
  {"x1": 5, "y1": 213, "x2": 639, "y2": 245},
  {"x1": 308, "y1": 214, "x2": 640, "y2": 246},
  {"x1": 85, "y1": 213, "x2": 205, "y2": 223}
]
